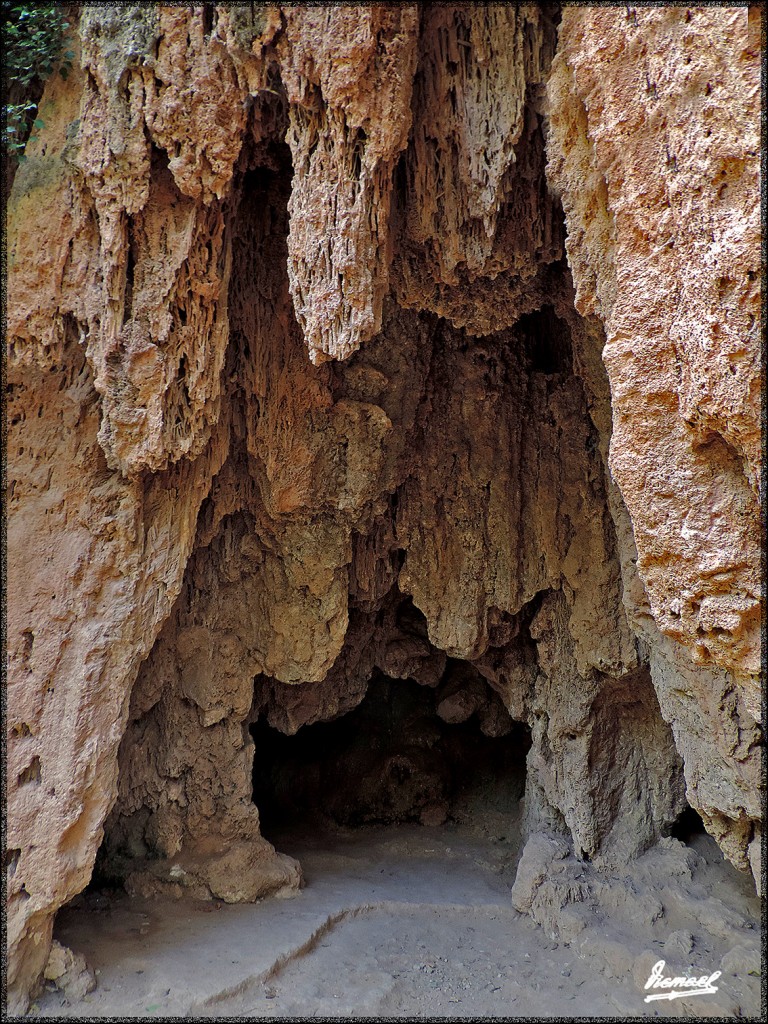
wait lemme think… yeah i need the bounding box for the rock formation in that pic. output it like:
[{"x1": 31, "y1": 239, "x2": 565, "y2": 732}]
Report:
[{"x1": 5, "y1": 5, "x2": 762, "y2": 1014}]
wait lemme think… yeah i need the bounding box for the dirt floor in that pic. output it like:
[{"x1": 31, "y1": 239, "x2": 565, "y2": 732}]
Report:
[{"x1": 31, "y1": 820, "x2": 762, "y2": 1019}]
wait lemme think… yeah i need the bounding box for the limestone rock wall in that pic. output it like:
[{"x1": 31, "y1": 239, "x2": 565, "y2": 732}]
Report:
[
  {"x1": 546, "y1": 5, "x2": 762, "y2": 706},
  {"x1": 281, "y1": 4, "x2": 419, "y2": 362},
  {"x1": 545, "y1": 2, "x2": 763, "y2": 883},
  {"x1": 6, "y1": 43, "x2": 231, "y2": 1006},
  {"x1": 6, "y1": 5, "x2": 762, "y2": 1014},
  {"x1": 566, "y1": 287, "x2": 762, "y2": 882},
  {"x1": 391, "y1": 4, "x2": 563, "y2": 334}
]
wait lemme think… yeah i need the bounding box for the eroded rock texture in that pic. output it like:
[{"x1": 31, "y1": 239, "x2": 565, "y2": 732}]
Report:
[
  {"x1": 6, "y1": 5, "x2": 762, "y2": 1014},
  {"x1": 547, "y1": 5, "x2": 762, "y2": 700},
  {"x1": 546, "y1": 1, "x2": 763, "y2": 885}
]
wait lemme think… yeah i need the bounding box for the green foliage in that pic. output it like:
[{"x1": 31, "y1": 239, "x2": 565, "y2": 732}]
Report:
[
  {"x1": 2, "y1": 4, "x2": 74, "y2": 156},
  {"x1": 229, "y1": 3, "x2": 268, "y2": 50}
]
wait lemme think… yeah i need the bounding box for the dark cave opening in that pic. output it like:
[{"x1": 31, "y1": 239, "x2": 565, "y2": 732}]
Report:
[
  {"x1": 669, "y1": 803, "x2": 707, "y2": 844},
  {"x1": 250, "y1": 671, "x2": 531, "y2": 845},
  {"x1": 516, "y1": 305, "x2": 573, "y2": 375}
]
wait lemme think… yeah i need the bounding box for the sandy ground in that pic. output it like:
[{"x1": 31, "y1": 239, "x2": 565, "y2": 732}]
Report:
[{"x1": 30, "y1": 821, "x2": 762, "y2": 1019}]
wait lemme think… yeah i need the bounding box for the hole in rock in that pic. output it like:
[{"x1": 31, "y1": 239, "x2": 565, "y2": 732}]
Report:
[
  {"x1": 251, "y1": 671, "x2": 530, "y2": 848},
  {"x1": 122, "y1": 219, "x2": 135, "y2": 327},
  {"x1": 4, "y1": 848, "x2": 21, "y2": 876},
  {"x1": 516, "y1": 305, "x2": 573, "y2": 375},
  {"x1": 669, "y1": 803, "x2": 706, "y2": 844},
  {"x1": 202, "y1": 2, "x2": 215, "y2": 36},
  {"x1": 17, "y1": 755, "x2": 41, "y2": 787}
]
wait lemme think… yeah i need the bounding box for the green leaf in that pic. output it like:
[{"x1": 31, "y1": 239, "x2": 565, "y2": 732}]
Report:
[
  {"x1": 32, "y1": 118, "x2": 44, "y2": 128},
  {"x1": 2, "y1": 3, "x2": 69, "y2": 154}
]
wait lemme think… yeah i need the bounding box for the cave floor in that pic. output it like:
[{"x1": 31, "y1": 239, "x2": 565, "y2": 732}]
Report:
[{"x1": 32, "y1": 823, "x2": 761, "y2": 1019}]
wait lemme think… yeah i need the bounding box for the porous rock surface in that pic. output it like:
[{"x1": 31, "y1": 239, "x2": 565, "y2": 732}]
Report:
[{"x1": 5, "y1": 5, "x2": 762, "y2": 1014}]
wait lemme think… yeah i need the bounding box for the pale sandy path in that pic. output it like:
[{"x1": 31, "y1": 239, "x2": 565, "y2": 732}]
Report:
[{"x1": 31, "y1": 823, "x2": 761, "y2": 1019}]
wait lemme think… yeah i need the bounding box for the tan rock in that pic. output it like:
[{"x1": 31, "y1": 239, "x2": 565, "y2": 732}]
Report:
[
  {"x1": 6, "y1": 5, "x2": 761, "y2": 1014},
  {"x1": 547, "y1": 6, "x2": 762, "y2": 703},
  {"x1": 43, "y1": 940, "x2": 96, "y2": 1001},
  {"x1": 280, "y1": 4, "x2": 419, "y2": 362}
]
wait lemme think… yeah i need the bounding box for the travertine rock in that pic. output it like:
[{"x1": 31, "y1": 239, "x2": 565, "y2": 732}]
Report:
[
  {"x1": 280, "y1": 4, "x2": 419, "y2": 362},
  {"x1": 6, "y1": 5, "x2": 762, "y2": 1015},
  {"x1": 43, "y1": 940, "x2": 96, "y2": 1001},
  {"x1": 545, "y1": 2, "x2": 763, "y2": 884},
  {"x1": 563, "y1": 255, "x2": 763, "y2": 881},
  {"x1": 6, "y1": 329, "x2": 227, "y2": 1011},
  {"x1": 524, "y1": 591, "x2": 685, "y2": 865},
  {"x1": 547, "y1": 5, "x2": 762, "y2": 705},
  {"x1": 511, "y1": 830, "x2": 761, "y2": 1017},
  {"x1": 6, "y1": 22, "x2": 234, "y2": 1010},
  {"x1": 392, "y1": 4, "x2": 565, "y2": 335}
]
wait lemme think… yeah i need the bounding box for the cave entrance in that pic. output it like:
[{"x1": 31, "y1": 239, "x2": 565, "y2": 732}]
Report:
[{"x1": 250, "y1": 668, "x2": 531, "y2": 850}]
